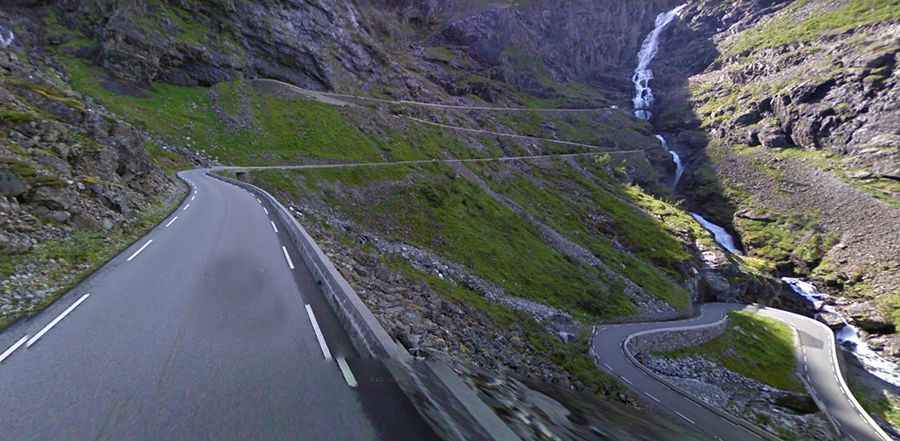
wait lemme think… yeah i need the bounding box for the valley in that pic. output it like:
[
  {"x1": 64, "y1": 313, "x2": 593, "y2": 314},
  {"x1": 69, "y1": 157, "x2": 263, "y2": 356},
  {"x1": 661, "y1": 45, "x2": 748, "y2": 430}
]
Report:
[{"x1": 0, "y1": 1, "x2": 898, "y2": 440}]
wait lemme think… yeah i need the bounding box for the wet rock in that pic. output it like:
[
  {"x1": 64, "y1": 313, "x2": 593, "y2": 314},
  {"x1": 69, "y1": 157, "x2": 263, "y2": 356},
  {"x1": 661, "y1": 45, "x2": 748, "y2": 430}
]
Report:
[
  {"x1": 847, "y1": 302, "x2": 896, "y2": 334},
  {"x1": 816, "y1": 311, "x2": 845, "y2": 330}
]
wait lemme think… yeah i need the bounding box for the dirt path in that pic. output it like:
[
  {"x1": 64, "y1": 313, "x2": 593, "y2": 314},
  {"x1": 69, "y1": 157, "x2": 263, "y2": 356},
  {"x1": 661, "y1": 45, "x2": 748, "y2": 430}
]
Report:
[{"x1": 253, "y1": 78, "x2": 607, "y2": 112}]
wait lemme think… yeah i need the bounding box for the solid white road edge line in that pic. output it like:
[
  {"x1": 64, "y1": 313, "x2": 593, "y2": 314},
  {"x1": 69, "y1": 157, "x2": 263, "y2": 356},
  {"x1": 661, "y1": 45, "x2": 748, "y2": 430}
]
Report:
[
  {"x1": 0, "y1": 335, "x2": 29, "y2": 363},
  {"x1": 26, "y1": 294, "x2": 90, "y2": 348},
  {"x1": 620, "y1": 376, "x2": 633, "y2": 385},
  {"x1": 127, "y1": 240, "x2": 153, "y2": 262},
  {"x1": 603, "y1": 363, "x2": 613, "y2": 371},
  {"x1": 673, "y1": 410, "x2": 695, "y2": 425},
  {"x1": 281, "y1": 246, "x2": 294, "y2": 270},
  {"x1": 337, "y1": 357, "x2": 358, "y2": 388},
  {"x1": 165, "y1": 216, "x2": 179, "y2": 228},
  {"x1": 271, "y1": 221, "x2": 278, "y2": 233},
  {"x1": 305, "y1": 304, "x2": 333, "y2": 361}
]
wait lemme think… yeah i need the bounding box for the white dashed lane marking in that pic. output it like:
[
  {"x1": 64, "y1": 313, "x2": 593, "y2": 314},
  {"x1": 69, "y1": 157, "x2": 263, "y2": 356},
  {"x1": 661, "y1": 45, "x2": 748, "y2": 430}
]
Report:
[
  {"x1": 25, "y1": 294, "x2": 91, "y2": 348},
  {"x1": 271, "y1": 221, "x2": 278, "y2": 233},
  {"x1": 0, "y1": 335, "x2": 29, "y2": 363},
  {"x1": 183, "y1": 203, "x2": 191, "y2": 211},
  {"x1": 127, "y1": 240, "x2": 153, "y2": 262},
  {"x1": 337, "y1": 357, "x2": 357, "y2": 388},
  {"x1": 673, "y1": 411, "x2": 695, "y2": 425},
  {"x1": 305, "y1": 304, "x2": 332, "y2": 361},
  {"x1": 165, "y1": 216, "x2": 179, "y2": 228},
  {"x1": 281, "y1": 246, "x2": 295, "y2": 270},
  {"x1": 644, "y1": 392, "x2": 660, "y2": 403}
]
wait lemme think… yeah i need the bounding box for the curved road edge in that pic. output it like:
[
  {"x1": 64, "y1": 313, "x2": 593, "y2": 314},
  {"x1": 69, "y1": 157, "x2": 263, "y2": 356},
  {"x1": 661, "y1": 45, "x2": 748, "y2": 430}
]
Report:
[
  {"x1": 619, "y1": 307, "x2": 779, "y2": 441},
  {"x1": 597, "y1": 304, "x2": 892, "y2": 441},
  {"x1": 207, "y1": 169, "x2": 522, "y2": 441}
]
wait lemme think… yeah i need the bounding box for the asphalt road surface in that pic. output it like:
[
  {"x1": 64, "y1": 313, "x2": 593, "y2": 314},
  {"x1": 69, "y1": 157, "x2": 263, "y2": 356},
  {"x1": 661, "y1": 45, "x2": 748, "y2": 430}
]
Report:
[
  {"x1": 0, "y1": 169, "x2": 437, "y2": 441},
  {"x1": 593, "y1": 303, "x2": 891, "y2": 441}
]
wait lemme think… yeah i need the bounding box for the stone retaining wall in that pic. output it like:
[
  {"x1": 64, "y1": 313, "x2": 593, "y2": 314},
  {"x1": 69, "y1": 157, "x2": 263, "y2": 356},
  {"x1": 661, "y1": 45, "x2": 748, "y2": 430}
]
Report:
[{"x1": 627, "y1": 320, "x2": 728, "y2": 355}]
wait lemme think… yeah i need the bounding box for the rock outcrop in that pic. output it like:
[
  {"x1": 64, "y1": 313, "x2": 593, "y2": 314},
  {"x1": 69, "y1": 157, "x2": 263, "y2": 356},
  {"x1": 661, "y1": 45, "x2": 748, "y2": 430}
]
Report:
[{"x1": 0, "y1": 7, "x2": 176, "y2": 322}]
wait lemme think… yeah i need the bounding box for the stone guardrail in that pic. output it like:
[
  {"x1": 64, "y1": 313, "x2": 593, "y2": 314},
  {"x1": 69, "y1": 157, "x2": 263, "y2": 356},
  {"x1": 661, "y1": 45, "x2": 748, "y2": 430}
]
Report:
[
  {"x1": 622, "y1": 316, "x2": 785, "y2": 441},
  {"x1": 624, "y1": 307, "x2": 893, "y2": 441},
  {"x1": 208, "y1": 171, "x2": 521, "y2": 441}
]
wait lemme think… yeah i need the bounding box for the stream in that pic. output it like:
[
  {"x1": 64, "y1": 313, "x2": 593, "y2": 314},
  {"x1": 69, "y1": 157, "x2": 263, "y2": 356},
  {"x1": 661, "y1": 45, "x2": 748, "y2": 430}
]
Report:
[{"x1": 633, "y1": 5, "x2": 900, "y2": 388}]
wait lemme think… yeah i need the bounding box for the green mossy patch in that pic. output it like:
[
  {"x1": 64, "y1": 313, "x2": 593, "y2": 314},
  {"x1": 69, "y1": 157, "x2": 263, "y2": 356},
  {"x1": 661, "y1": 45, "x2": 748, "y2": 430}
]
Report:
[
  {"x1": 661, "y1": 311, "x2": 804, "y2": 392},
  {"x1": 726, "y1": 0, "x2": 900, "y2": 56},
  {"x1": 253, "y1": 163, "x2": 638, "y2": 321}
]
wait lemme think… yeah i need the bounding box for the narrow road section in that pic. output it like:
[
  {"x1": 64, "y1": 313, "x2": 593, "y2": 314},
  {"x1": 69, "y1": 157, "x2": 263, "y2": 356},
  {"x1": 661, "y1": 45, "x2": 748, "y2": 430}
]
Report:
[
  {"x1": 593, "y1": 304, "x2": 890, "y2": 441},
  {"x1": 0, "y1": 170, "x2": 436, "y2": 441}
]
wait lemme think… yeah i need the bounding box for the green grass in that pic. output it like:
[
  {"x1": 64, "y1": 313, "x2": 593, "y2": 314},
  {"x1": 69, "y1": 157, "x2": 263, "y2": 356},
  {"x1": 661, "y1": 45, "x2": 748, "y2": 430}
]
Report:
[
  {"x1": 0, "y1": 110, "x2": 39, "y2": 124},
  {"x1": 850, "y1": 376, "x2": 900, "y2": 429},
  {"x1": 473, "y1": 159, "x2": 691, "y2": 311},
  {"x1": 254, "y1": 164, "x2": 637, "y2": 321},
  {"x1": 772, "y1": 147, "x2": 900, "y2": 208},
  {"x1": 662, "y1": 311, "x2": 804, "y2": 392},
  {"x1": 60, "y1": 57, "x2": 385, "y2": 166},
  {"x1": 735, "y1": 214, "x2": 836, "y2": 269},
  {"x1": 726, "y1": 0, "x2": 900, "y2": 56},
  {"x1": 391, "y1": 258, "x2": 626, "y2": 398}
]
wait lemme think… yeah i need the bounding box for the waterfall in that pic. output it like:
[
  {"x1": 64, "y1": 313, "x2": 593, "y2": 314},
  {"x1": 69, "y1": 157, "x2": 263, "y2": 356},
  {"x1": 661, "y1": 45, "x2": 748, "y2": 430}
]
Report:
[
  {"x1": 0, "y1": 26, "x2": 14, "y2": 48},
  {"x1": 632, "y1": 5, "x2": 686, "y2": 121},
  {"x1": 689, "y1": 213, "x2": 741, "y2": 255},
  {"x1": 783, "y1": 278, "x2": 900, "y2": 387},
  {"x1": 630, "y1": 3, "x2": 897, "y2": 389},
  {"x1": 655, "y1": 135, "x2": 684, "y2": 188}
]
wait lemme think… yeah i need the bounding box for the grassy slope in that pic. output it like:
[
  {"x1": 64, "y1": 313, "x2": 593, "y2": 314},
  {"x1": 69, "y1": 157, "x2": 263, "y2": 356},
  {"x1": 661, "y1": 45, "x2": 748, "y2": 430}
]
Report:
[
  {"x1": 471, "y1": 158, "x2": 692, "y2": 311},
  {"x1": 850, "y1": 378, "x2": 900, "y2": 429},
  {"x1": 254, "y1": 164, "x2": 636, "y2": 321},
  {"x1": 662, "y1": 311, "x2": 804, "y2": 392},
  {"x1": 389, "y1": 258, "x2": 626, "y2": 397},
  {"x1": 725, "y1": 0, "x2": 900, "y2": 56}
]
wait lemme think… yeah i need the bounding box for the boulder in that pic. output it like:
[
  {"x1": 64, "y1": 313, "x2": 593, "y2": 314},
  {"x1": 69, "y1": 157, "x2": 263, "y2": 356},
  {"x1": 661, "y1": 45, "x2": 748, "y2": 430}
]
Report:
[
  {"x1": 771, "y1": 391, "x2": 819, "y2": 414},
  {"x1": 760, "y1": 125, "x2": 791, "y2": 148},
  {"x1": 0, "y1": 169, "x2": 28, "y2": 196},
  {"x1": 816, "y1": 311, "x2": 845, "y2": 330},
  {"x1": 846, "y1": 301, "x2": 896, "y2": 334}
]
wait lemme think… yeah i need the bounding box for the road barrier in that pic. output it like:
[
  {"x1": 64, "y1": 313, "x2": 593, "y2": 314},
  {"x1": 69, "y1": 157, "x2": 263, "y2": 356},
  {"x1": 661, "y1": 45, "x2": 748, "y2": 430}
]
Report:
[
  {"x1": 209, "y1": 171, "x2": 521, "y2": 441},
  {"x1": 620, "y1": 313, "x2": 785, "y2": 441}
]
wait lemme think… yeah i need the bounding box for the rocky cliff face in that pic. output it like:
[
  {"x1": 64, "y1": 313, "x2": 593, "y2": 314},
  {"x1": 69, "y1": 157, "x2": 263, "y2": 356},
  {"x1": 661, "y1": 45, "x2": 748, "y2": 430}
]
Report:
[
  {"x1": 0, "y1": 6, "x2": 178, "y2": 324},
  {"x1": 51, "y1": 0, "x2": 702, "y2": 105},
  {"x1": 56, "y1": 0, "x2": 404, "y2": 92},
  {"x1": 651, "y1": 0, "x2": 900, "y2": 302}
]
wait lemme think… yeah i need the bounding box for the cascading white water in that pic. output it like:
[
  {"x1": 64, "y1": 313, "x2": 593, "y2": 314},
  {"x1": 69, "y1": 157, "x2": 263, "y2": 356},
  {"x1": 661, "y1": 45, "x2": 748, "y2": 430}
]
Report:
[
  {"x1": 631, "y1": 3, "x2": 898, "y2": 391},
  {"x1": 0, "y1": 26, "x2": 14, "y2": 48},
  {"x1": 655, "y1": 135, "x2": 685, "y2": 188},
  {"x1": 690, "y1": 213, "x2": 741, "y2": 254},
  {"x1": 632, "y1": 5, "x2": 685, "y2": 121},
  {"x1": 783, "y1": 277, "x2": 900, "y2": 387},
  {"x1": 634, "y1": 7, "x2": 687, "y2": 191}
]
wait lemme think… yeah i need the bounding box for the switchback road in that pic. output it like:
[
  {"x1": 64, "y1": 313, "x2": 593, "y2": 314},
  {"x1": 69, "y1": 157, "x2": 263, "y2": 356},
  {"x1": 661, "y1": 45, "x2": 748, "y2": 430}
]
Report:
[{"x1": 593, "y1": 304, "x2": 891, "y2": 441}]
